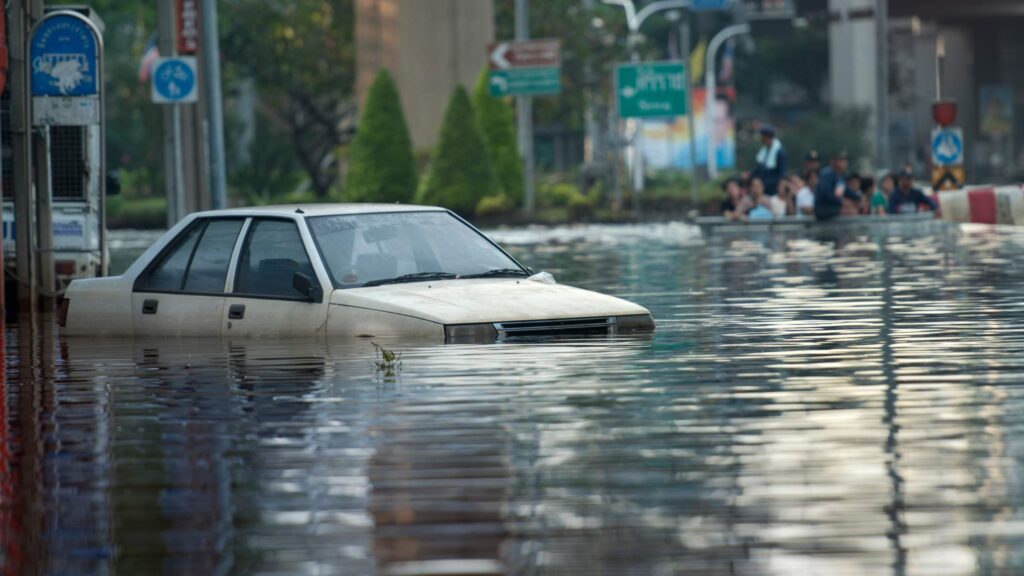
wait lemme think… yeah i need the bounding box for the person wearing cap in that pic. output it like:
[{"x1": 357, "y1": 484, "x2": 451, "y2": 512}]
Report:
[
  {"x1": 804, "y1": 150, "x2": 821, "y2": 175},
  {"x1": 888, "y1": 169, "x2": 937, "y2": 214},
  {"x1": 752, "y1": 124, "x2": 787, "y2": 197},
  {"x1": 814, "y1": 151, "x2": 849, "y2": 220}
]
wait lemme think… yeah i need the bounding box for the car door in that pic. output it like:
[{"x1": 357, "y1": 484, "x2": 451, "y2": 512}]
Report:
[
  {"x1": 132, "y1": 217, "x2": 245, "y2": 337},
  {"x1": 222, "y1": 217, "x2": 331, "y2": 337}
]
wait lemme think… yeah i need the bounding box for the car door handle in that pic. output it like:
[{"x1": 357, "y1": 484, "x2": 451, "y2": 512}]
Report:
[
  {"x1": 228, "y1": 304, "x2": 245, "y2": 320},
  {"x1": 142, "y1": 299, "x2": 158, "y2": 315}
]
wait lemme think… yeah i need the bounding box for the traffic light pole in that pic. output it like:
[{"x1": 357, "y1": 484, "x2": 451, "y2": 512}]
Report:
[{"x1": 515, "y1": 0, "x2": 536, "y2": 215}]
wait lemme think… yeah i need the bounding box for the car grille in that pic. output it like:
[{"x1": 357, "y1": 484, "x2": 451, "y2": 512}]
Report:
[{"x1": 493, "y1": 317, "x2": 615, "y2": 337}]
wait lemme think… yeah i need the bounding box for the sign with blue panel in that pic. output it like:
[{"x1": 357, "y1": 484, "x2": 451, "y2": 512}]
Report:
[
  {"x1": 151, "y1": 57, "x2": 199, "y2": 104},
  {"x1": 931, "y1": 127, "x2": 964, "y2": 166},
  {"x1": 692, "y1": 0, "x2": 732, "y2": 10},
  {"x1": 31, "y1": 12, "x2": 100, "y2": 97}
]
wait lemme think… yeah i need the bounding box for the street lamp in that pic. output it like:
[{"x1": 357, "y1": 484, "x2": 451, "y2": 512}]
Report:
[{"x1": 603, "y1": 0, "x2": 698, "y2": 203}]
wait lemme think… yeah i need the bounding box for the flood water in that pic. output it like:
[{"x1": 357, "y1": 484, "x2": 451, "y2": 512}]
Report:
[{"x1": 6, "y1": 220, "x2": 1024, "y2": 575}]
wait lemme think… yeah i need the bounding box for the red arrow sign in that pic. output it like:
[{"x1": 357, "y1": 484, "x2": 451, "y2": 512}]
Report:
[{"x1": 488, "y1": 39, "x2": 560, "y2": 70}]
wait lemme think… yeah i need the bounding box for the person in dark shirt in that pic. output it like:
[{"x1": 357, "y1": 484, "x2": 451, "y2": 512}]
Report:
[
  {"x1": 814, "y1": 151, "x2": 849, "y2": 221},
  {"x1": 720, "y1": 177, "x2": 752, "y2": 221},
  {"x1": 889, "y1": 170, "x2": 937, "y2": 214},
  {"x1": 752, "y1": 125, "x2": 787, "y2": 197}
]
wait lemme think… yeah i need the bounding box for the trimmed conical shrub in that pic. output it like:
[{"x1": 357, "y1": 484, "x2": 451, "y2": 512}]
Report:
[
  {"x1": 472, "y1": 68, "x2": 523, "y2": 205},
  {"x1": 417, "y1": 86, "x2": 500, "y2": 216},
  {"x1": 345, "y1": 69, "x2": 417, "y2": 203}
]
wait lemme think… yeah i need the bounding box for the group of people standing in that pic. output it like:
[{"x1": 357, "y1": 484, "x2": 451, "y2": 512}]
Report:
[{"x1": 721, "y1": 126, "x2": 938, "y2": 222}]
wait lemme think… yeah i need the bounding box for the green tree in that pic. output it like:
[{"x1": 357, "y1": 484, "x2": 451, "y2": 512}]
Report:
[
  {"x1": 345, "y1": 70, "x2": 417, "y2": 203},
  {"x1": 417, "y1": 87, "x2": 500, "y2": 216},
  {"x1": 472, "y1": 69, "x2": 523, "y2": 204},
  {"x1": 222, "y1": 0, "x2": 356, "y2": 199}
]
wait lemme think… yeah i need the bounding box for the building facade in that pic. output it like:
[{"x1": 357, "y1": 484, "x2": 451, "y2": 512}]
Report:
[
  {"x1": 831, "y1": 0, "x2": 1024, "y2": 183},
  {"x1": 356, "y1": 0, "x2": 495, "y2": 149}
]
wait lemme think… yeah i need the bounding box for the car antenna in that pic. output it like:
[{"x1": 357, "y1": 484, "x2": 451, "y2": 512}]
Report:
[{"x1": 295, "y1": 207, "x2": 305, "y2": 214}]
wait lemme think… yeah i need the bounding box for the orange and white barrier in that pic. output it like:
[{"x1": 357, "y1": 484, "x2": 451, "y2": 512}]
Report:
[{"x1": 938, "y1": 186, "x2": 1024, "y2": 225}]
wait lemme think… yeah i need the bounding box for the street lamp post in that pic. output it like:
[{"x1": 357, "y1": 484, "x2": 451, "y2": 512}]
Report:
[
  {"x1": 603, "y1": 0, "x2": 694, "y2": 201},
  {"x1": 704, "y1": 23, "x2": 749, "y2": 180}
]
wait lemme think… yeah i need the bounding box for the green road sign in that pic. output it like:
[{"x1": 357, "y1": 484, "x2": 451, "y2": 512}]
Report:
[
  {"x1": 615, "y1": 61, "x2": 687, "y2": 119},
  {"x1": 488, "y1": 68, "x2": 561, "y2": 97}
]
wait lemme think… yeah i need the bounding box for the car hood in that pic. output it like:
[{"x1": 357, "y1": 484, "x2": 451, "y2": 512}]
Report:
[{"x1": 330, "y1": 278, "x2": 649, "y2": 325}]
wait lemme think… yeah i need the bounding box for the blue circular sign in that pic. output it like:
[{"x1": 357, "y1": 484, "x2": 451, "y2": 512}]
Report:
[
  {"x1": 153, "y1": 59, "x2": 197, "y2": 102},
  {"x1": 31, "y1": 13, "x2": 100, "y2": 96},
  {"x1": 932, "y1": 130, "x2": 963, "y2": 165}
]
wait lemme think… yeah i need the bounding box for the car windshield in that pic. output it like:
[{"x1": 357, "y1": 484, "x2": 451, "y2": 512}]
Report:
[{"x1": 307, "y1": 211, "x2": 525, "y2": 288}]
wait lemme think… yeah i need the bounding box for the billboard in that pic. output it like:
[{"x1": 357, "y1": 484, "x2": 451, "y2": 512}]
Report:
[{"x1": 638, "y1": 88, "x2": 736, "y2": 170}]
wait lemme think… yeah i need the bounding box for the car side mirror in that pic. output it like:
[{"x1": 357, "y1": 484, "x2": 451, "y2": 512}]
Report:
[{"x1": 292, "y1": 272, "x2": 323, "y2": 303}]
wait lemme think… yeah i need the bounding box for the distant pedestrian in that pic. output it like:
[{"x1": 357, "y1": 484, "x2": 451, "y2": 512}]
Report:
[
  {"x1": 859, "y1": 176, "x2": 875, "y2": 214},
  {"x1": 747, "y1": 176, "x2": 774, "y2": 220},
  {"x1": 814, "y1": 151, "x2": 849, "y2": 221},
  {"x1": 752, "y1": 125, "x2": 787, "y2": 197},
  {"x1": 793, "y1": 172, "x2": 816, "y2": 216},
  {"x1": 770, "y1": 177, "x2": 795, "y2": 217},
  {"x1": 842, "y1": 173, "x2": 863, "y2": 216},
  {"x1": 889, "y1": 169, "x2": 937, "y2": 214},
  {"x1": 871, "y1": 173, "x2": 895, "y2": 215},
  {"x1": 720, "y1": 177, "x2": 753, "y2": 221},
  {"x1": 804, "y1": 150, "x2": 821, "y2": 175}
]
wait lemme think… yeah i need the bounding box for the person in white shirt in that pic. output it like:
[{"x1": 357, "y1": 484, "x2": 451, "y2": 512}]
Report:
[
  {"x1": 768, "y1": 177, "x2": 794, "y2": 217},
  {"x1": 793, "y1": 171, "x2": 817, "y2": 216}
]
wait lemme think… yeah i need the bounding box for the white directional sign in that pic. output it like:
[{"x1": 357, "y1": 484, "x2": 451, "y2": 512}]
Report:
[
  {"x1": 151, "y1": 57, "x2": 198, "y2": 104},
  {"x1": 931, "y1": 127, "x2": 964, "y2": 166}
]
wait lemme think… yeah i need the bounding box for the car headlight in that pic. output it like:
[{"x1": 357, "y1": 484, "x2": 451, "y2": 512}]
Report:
[
  {"x1": 616, "y1": 314, "x2": 655, "y2": 333},
  {"x1": 445, "y1": 323, "x2": 499, "y2": 343}
]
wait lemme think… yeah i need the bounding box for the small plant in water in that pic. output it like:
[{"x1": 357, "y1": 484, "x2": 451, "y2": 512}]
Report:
[{"x1": 372, "y1": 342, "x2": 403, "y2": 375}]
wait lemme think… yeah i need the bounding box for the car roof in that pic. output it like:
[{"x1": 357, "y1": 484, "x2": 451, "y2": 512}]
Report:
[{"x1": 189, "y1": 203, "x2": 448, "y2": 219}]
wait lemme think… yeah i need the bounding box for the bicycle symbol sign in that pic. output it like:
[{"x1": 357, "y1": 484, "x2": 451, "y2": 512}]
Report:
[{"x1": 151, "y1": 57, "x2": 198, "y2": 104}]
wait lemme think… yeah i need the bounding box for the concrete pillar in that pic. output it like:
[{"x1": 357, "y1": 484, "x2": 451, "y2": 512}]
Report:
[{"x1": 829, "y1": 0, "x2": 878, "y2": 169}]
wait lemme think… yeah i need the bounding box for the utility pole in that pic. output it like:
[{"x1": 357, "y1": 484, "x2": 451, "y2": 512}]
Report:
[
  {"x1": 201, "y1": 0, "x2": 228, "y2": 210},
  {"x1": 705, "y1": 23, "x2": 749, "y2": 180},
  {"x1": 679, "y1": 17, "x2": 699, "y2": 210},
  {"x1": 33, "y1": 127, "x2": 53, "y2": 305},
  {"x1": 875, "y1": 0, "x2": 889, "y2": 171},
  {"x1": 158, "y1": 0, "x2": 185, "y2": 226},
  {"x1": 515, "y1": 0, "x2": 536, "y2": 215},
  {"x1": 10, "y1": 0, "x2": 42, "y2": 314}
]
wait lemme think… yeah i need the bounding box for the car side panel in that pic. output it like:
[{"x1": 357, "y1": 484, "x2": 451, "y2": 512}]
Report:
[
  {"x1": 326, "y1": 300, "x2": 445, "y2": 343},
  {"x1": 222, "y1": 296, "x2": 330, "y2": 337},
  {"x1": 131, "y1": 292, "x2": 225, "y2": 337},
  {"x1": 63, "y1": 277, "x2": 134, "y2": 336}
]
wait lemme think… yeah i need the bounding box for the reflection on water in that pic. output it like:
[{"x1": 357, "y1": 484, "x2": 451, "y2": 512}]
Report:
[{"x1": 5, "y1": 222, "x2": 1024, "y2": 574}]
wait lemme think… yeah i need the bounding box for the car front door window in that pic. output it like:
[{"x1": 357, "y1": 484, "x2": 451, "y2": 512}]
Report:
[{"x1": 234, "y1": 219, "x2": 317, "y2": 299}]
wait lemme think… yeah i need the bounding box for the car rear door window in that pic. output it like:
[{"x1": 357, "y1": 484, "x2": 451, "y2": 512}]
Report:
[
  {"x1": 183, "y1": 219, "x2": 245, "y2": 293},
  {"x1": 140, "y1": 224, "x2": 204, "y2": 291},
  {"x1": 234, "y1": 219, "x2": 317, "y2": 299},
  {"x1": 138, "y1": 218, "x2": 244, "y2": 294}
]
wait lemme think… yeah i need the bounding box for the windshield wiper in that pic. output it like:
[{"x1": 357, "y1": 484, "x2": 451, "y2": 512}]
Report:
[
  {"x1": 460, "y1": 268, "x2": 530, "y2": 279},
  {"x1": 362, "y1": 272, "x2": 458, "y2": 287}
]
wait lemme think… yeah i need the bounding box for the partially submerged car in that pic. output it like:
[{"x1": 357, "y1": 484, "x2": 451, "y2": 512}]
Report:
[{"x1": 61, "y1": 205, "x2": 653, "y2": 343}]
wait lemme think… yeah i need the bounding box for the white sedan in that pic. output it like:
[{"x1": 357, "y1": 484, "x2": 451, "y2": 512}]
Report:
[{"x1": 61, "y1": 205, "x2": 654, "y2": 343}]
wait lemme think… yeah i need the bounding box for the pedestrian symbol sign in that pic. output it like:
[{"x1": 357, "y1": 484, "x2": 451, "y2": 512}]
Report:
[
  {"x1": 152, "y1": 57, "x2": 198, "y2": 104},
  {"x1": 931, "y1": 127, "x2": 963, "y2": 166}
]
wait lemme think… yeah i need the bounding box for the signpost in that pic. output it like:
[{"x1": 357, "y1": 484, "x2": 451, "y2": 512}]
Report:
[
  {"x1": 615, "y1": 61, "x2": 688, "y2": 119},
  {"x1": 488, "y1": 34, "x2": 562, "y2": 215},
  {"x1": 487, "y1": 39, "x2": 561, "y2": 97},
  {"x1": 30, "y1": 12, "x2": 101, "y2": 126},
  {"x1": 151, "y1": 57, "x2": 198, "y2": 104},
  {"x1": 931, "y1": 126, "x2": 964, "y2": 191},
  {"x1": 29, "y1": 10, "x2": 106, "y2": 302}
]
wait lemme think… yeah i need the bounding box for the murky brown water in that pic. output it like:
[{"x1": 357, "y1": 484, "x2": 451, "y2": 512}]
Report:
[{"x1": 6, "y1": 221, "x2": 1024, "y2": 575}]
